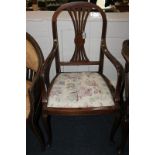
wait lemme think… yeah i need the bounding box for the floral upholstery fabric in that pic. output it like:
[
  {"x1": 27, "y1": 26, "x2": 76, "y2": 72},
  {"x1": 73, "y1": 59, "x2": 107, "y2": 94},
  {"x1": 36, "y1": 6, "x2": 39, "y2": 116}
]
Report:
[{"x1": 48, "y1": 72, "x2": 114, "y2": 108}]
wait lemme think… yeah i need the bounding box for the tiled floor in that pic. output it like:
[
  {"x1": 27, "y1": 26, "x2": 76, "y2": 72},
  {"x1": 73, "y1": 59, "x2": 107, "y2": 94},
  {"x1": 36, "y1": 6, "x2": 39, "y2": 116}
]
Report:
[{"x1": 27, "y1": 115, "x2": 129, "y2": 155}]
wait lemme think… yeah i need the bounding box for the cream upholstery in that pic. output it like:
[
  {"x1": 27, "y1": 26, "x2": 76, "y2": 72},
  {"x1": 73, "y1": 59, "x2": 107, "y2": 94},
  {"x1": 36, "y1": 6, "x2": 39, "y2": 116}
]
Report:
[
  {"x1": 26, "y1": 40, "x2": 39, "y2": 71},
  {"x1": 26, "y1": 81, "x2": 32, "y2": 118},
  {"x1": 48, "y1": 72, "x2": 114, "y2": 108}
]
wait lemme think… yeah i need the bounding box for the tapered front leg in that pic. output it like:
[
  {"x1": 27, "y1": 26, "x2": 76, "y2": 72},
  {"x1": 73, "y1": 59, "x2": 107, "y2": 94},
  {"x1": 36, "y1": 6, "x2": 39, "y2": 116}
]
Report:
[
  {"x1": 117, "y1": 114, "x2": 129, "y2": 155},
  {"x1": 29, "y1": 119, "x2": 46, "y2": 151},
  {"x1": 42, "y1": 113, "x2": 52, "y2": 147},
  {"x1": 110, "y1": 112, "x2": 122, "y2": 143}
]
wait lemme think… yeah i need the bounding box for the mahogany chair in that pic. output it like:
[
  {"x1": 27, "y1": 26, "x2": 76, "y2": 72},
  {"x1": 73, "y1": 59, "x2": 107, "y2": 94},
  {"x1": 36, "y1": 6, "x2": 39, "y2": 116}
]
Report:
[
  {"x1": 117, "y1": 40, "x2": 129, "y2": 154},
  {"x1": 26, "y1": 32, "x2": 45, "y2": 150},
  {"x1": 40, "y1": 2, "x2": 124, "y2": 147},
  {"x1": 110, "y1": 40, "x2": 129, "y2": 154}
]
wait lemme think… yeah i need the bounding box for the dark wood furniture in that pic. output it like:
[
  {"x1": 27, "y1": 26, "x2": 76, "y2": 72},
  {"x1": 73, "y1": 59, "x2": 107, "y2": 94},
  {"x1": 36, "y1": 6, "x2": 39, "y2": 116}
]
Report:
[
  {"x1": 116, "y1": 4, "x2": 129, "y2": 12},
  {"x1": 117, "y1": 40, "x2": 129, "y2": 155},
  {"x1": 26, "y1": 32, "x2": 45, "y2": 151},
  {"x1": 40, "y1": 2, "x2": 124, "y2": 147},
  {"x1": 110, "y1": 40, "x2": 129, "y2": 154},
  {"x1": 26, "y1": 0, "x2": 129, "y2": 11}
]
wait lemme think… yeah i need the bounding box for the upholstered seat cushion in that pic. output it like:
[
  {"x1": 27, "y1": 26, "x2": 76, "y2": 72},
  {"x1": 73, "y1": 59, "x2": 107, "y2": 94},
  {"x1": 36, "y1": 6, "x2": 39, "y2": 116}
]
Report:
[
  {"x1": 26, "y1": 81, "x2": 32, "y2": 118},
  {"x1": 48, "y1": 72, "x2": 114, "y2": 108}
]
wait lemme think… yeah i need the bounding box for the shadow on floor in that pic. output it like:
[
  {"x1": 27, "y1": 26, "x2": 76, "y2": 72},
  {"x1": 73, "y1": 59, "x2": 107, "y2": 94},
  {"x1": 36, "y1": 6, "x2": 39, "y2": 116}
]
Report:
[{"x1": 26, "y1": 115, "x2": 129, "y2": 155}]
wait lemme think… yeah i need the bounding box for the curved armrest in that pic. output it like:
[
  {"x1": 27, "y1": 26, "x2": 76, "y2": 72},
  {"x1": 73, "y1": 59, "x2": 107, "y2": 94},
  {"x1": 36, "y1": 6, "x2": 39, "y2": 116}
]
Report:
[
  {"x1": 40, "y1": 41, "x2": 58, "y2": 102},
  {"x1": 102, "y1": 47, "x2": 124, "y2": 104},
  {"x1": 41, "y1": 41, "x2": 58, "y2": 86}
]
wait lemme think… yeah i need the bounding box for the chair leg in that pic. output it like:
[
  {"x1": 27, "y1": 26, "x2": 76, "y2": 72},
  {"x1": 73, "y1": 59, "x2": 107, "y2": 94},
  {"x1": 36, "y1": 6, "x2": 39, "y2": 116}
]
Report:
[
  {"x1": 110, "y1": 113, "x2": 122, "y2": 143},
  {"x1": 29, "y1": 119, "x2": 46, "y2": 151},
  {"x1": 117, "y1": 115, "x2": 129, "y2": 155},
  {"x1": 42, "y1": 113, "x2": 52, "y2": 147}
]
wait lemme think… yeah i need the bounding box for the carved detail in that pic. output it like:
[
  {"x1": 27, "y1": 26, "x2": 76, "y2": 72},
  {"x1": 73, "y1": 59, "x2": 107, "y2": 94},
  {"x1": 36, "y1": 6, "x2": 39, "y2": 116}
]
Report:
[
  {"x1": 68, "y1": 7, "x2": 91, "y2": 62},
  {"x1": 74, "y1": 34, "x2": 85, "y2": 47}
]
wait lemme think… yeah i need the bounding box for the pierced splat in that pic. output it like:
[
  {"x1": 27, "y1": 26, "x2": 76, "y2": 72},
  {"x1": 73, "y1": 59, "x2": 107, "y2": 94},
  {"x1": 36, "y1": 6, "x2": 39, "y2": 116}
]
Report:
[{"x1": 68, "y1": 7, "x2": 91, "y2": 63}]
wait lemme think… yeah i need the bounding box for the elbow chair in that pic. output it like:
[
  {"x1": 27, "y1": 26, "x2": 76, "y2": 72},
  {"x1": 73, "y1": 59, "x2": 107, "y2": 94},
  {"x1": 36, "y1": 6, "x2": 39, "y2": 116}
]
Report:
[
  {"x1": 118, "y1": 40, "x2": 129, "y2": 155},
  {"x1": 110, "y1": 40, "x2": 129, "y2": 155},
  {"x1": 40, "y1": 2, "x2": 124, "y2": 149},
  {"x1": 26, "y1": 32, "x2": 45, "y2": 150}
]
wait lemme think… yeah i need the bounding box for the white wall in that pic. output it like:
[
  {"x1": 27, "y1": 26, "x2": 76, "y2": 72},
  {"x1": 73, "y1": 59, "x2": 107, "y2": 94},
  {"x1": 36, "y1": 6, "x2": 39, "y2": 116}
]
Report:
[{"x1": 26, "y1": 11, "x2": 129, "y2": 86}]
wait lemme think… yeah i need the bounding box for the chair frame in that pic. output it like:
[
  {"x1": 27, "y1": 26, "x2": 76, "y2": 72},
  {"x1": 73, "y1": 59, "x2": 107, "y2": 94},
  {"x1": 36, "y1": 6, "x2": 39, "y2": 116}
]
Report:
[
  {"x1": 26, "y1": 32, "x2": 45, "y2": 150},
  {"x1": 117, "y1": 40, "x2": 129, "y2": 154},
  {"x1": 110, "y1": 40, "x2": 129, "y2": 155},
  {"x1": 40, "y1": 1, "x2": 124, "y2": 146}
]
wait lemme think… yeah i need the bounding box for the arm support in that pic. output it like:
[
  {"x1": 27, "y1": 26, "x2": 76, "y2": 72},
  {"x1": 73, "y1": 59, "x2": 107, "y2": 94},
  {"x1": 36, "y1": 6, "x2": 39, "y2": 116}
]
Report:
[
  {"x1": 40, "y1": 41, "x2": 58, "y2": 102},
  {"x1": 102, "y1": 46, "x2": 124, "y2": 104}
]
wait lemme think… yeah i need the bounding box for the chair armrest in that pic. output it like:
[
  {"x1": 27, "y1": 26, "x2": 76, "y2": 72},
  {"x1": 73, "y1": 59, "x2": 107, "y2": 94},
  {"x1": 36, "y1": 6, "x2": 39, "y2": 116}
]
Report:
[
  {"x1": 102, "y1": 46, "x2": 124, "y2": 104},
  {"x1": 40, "y1": 41, "x2": 58, "y2": 104},
  {"x1": 41, "y1": 41, "x2": 58, "y2": 88}
]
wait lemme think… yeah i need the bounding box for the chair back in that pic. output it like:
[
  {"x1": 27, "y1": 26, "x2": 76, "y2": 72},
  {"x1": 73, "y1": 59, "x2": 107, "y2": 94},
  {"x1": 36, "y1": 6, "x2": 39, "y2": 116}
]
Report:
[
  {"x1": 26, "y1": 32, "x2": 44, "y2": 118},
  {"x1": 26, "y1": 33, "x2": 44, "y2": 81},
  {"x1": 52, "y1": 2, "x2": 107, "y2": 72}
]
